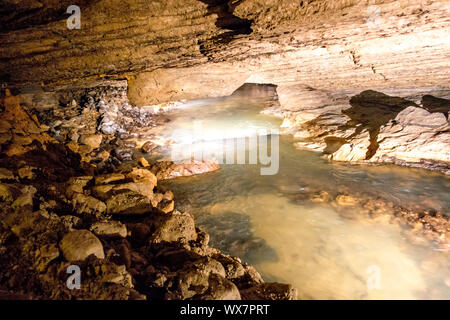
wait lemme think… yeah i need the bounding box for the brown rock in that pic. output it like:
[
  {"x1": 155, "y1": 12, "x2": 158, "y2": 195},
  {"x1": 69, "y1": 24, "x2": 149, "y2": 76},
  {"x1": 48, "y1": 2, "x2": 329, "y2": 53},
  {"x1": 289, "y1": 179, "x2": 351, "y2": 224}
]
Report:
[
  {"x1": 94, "y1": 173, "x2": 126, "y2": 185},
  {"x1": 90, "y1": 221, "x2": 127, "y2": 238},
  {"x1": 335, "y1": 194, "x2": 359, "y2": 206},
  {"x1": 106, "y1": 191, "x2": 153, "y2": 215},
  {"x1": 157, "y1": 200, "x2": 175, "y2": 214},
  {"x1": 79, "y1": 134, "x2": 103, "y2": 151},
  {"x1": 72, "y1": 193, "x2": 106, "y2": 215},
  {"x1": 141, "y1": 141, "x2": 156, "y2": 153},
  {"x1": 240, "y1": 283, "x2": 297, "y2": 300},
  {"x1": 138, "y1": 157, "x2": 150, "y2": 167},
  {"x1": 59, "y1": 230, "x2": 105, "y2": 262},
  {"x1": 151, "y1": 211, "x2": 197, "y2": 243}
]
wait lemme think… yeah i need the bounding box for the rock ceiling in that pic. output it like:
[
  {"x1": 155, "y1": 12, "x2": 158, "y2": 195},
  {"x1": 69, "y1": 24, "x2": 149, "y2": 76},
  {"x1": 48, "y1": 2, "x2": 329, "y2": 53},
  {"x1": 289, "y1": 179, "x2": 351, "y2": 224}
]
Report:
[{"x1": 1, "y1": 0, "x2": 449, "y2": 106}]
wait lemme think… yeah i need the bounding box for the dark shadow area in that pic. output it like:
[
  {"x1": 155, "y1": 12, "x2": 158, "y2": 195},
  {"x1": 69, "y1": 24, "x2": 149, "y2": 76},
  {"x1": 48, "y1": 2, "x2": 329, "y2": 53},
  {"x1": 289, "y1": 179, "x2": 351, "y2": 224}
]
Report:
[
  {"x1": 198, "y1": 0, "x2": 252, "y2": 47},
  {"x1": 232, "y1": 83, "x2": 278, "y2": 99},
  {"x1": 422, "y1": 95, "x2": 450, "y2": 120},
  {"x1": 339, "y1": 90, "x2": 418, "y2": 160},
  {"x1": 196, "y1": 211, "x2": 279, "y2": 265},
  {"x1": 0, "y1": 0, "x2": 92, "y2": 32}
]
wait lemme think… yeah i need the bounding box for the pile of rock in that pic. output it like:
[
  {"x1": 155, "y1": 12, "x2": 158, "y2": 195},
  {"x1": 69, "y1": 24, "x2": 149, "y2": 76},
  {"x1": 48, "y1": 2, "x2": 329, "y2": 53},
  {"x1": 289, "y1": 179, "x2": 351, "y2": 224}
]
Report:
[{"x1": 0, "y1": 94, "x2": 296, "y2": 300}]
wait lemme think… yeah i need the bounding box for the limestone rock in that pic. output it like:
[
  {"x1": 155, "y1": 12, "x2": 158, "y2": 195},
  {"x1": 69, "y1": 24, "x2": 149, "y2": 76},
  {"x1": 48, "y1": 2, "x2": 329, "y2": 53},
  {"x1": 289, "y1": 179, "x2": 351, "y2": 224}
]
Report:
[
  {"x1": 157, "y1": 200, "x2": 175, "y2": 214},
  {"x1": 106, "y1": 191, "x2": 153, "y2": 215},
  {"x1": 79, "y1": 134, "x2": 103, "y2": 151},
  {"x1": 141, "y1": 141, "x2": 156, "y2": 153},
  {"x1": 198, "y1": 274, "x2": 241, "y2": 300},
  {"x1": 151, "y1": 160, "x2": 220, "y2": 180},
  {"x1": 72, "y1": 194, "x2": 106, "y2": 215},
  {"x1": 126, "y1": 168, "x2": 157, "y2": 186},
  {"x1": 66, "y1": 176, "x2": 93, "y2": 199},
  {"x1": 240, "y1": 283, "x2": 297, "y2": 300},
  {"x1": 59, "y1": 230, "x2": 105, "y2": 262},
  {"x1": 372, "y1": 107, "x2": 450, "y2": 163},
  {"x1": 151, "y1": 211, "x2": 197, "y2": 243},
  {"x1": 90, "y1": 221, "x2": 127, "y2": 238}
]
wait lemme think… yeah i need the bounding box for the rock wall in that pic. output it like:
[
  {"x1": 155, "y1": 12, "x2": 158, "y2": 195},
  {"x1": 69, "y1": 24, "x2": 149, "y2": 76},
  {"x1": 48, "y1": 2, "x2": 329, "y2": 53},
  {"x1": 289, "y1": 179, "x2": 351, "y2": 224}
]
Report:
[{"x1": 0, "y1": 0, "x2": 449, "y2": 167}]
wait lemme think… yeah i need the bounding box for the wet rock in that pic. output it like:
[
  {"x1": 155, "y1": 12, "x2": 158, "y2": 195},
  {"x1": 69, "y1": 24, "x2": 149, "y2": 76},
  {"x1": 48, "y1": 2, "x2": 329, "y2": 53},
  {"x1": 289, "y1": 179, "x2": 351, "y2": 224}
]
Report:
[
  {"x1": 335, "y1": 194, "x2": 359, "y2": 206},
  {"x1": 151, "y1": 159, "x2": 220, "y2": 180},
  {"x1": 151, "y1": 211, "x2": 197, "y2": 243},
  {"x1": 59, "y1": 230, "x2": 105, "y2": 262},
  {"x1": 90, "y1": 221, "x2": 127, "y2": 238},
  {"x1": 214, "y1": 255, "x2": 245, "y2": 280},
  {"x1": 311, "y1": 191, "x2": 330, "y2": 202},
  {"x1": 141, "y1": 141, "x2": 156, "y2": 153},
  {"x1": 72, "y1": 193, "x2": 106, "y2": 215},
  {"x1": 240, "y1": 283, "x2": 297, "y2": 300},
  {"x1": 114, "y1": 148, "x2": 133, "y2": 161},
  {"x1": 163, "y1": 190, "x2": 174, "y2": 201},
  {"x1": 106, "y1": 191, "x2": 153, "y2": 215},
  {"x1": 372, "y1": 106, "x2": 450, "y2": 164},
  {"x1": 169, "y1": 257, "x2": 226, "y2": 299},
  {"x1": 151, "y1": 192, "x2": 164, "y2": 207}
]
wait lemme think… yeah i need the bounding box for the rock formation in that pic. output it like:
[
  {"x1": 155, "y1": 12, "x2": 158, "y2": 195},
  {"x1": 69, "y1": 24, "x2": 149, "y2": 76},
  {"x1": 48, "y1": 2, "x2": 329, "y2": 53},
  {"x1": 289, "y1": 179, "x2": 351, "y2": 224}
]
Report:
[
  {"x1": 0, "y1": 0, "x2": 449, "y2": 300},
  {"x1": 0, "y1": 94, "x2": 296, "y2": 300},
  {"x1": 0, "y1": 0, "x2": 449, "y2": 170}
]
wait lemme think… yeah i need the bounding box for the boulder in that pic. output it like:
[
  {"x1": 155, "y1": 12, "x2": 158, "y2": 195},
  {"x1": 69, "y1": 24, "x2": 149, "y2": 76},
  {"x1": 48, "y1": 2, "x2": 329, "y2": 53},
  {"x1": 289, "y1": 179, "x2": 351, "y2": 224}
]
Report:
[
  {"x1": 90, "y1": 221, "x2": 127, "y2": 238},
  {"x1": 151, "y1": 211, "x2": 197, "y2": 243},
  {"x1": 79, "y1": 134, "x2": 103, "y2": 151},
  {"x1": 72, "y1": 193, "x2": 106, "y2": 215},
  {"x1": 141, "y1": 141, "x2": 156, "y2": 153},
  {"x1": 157, "y1": 200, "x2": 175, "y2": 214},
  {"x1": 126, "y1": 168, "x2": 157, "y2": 186},
  {"x1": 240, "y1": 283, "x2": 297, "y2": 300},
  {"x1": 106, "y1": 191, "x2": 153, "y2": 215},
  {"x1": 198, "y1": 274, "x2": 241, "y2": 300},
  {"x1": 59, "y1": 230, "x2": 105, "y2": 262}
]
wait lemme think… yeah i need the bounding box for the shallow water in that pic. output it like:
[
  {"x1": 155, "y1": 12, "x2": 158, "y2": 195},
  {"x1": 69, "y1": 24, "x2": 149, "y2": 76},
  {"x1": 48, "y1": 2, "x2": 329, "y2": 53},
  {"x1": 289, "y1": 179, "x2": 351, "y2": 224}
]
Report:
[{"x1": 158, "y1": 97, "x2": 450, "y2": 300}]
